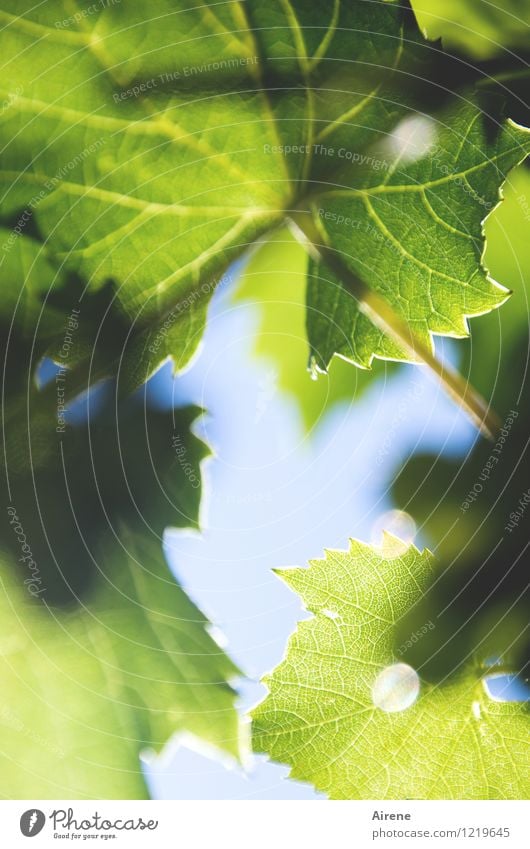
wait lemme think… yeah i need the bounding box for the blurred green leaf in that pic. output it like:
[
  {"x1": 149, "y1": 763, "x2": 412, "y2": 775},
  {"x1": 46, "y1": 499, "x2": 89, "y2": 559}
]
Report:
[
  {"x1": 412, "y1": 0, "x2": 530, "y2": 59},
  {"x1": 0, "y1": 528, "x2": 240, "y2": 798},
  {"x1": 1, "y1": 393, "x2": 241, "y2": 798},
  {"x1": 469, "y1": 163, "x2": 530, "y2": 398},
  {"x1": 391, "y1": 166, "x2": 530, "y2": 679},
  {"x1": 234, "y1": 227, "x2": 394, "y2": 428}
]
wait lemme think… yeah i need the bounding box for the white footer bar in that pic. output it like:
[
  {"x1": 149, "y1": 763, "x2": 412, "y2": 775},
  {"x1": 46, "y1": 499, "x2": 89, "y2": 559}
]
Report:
[{"x1": 1, "y1": 800, "x2": 528, "y2": 848}]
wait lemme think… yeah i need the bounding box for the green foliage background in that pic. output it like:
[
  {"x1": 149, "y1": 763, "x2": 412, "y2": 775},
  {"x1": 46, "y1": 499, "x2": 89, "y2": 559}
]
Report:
[{"x1": 0, "y1": 0, "x2": 528, "y2": 799}]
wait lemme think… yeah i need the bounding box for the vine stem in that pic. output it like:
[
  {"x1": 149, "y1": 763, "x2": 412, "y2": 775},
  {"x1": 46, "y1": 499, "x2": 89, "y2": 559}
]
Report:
[{"x1": 290, "y1": 210, "x2": 501, "y2": 441}]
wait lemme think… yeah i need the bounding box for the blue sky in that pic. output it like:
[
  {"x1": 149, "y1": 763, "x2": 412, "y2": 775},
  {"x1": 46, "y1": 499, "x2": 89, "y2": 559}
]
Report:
[{"x1": 140, "y1": 270, "x2": 480, "y2": 799}]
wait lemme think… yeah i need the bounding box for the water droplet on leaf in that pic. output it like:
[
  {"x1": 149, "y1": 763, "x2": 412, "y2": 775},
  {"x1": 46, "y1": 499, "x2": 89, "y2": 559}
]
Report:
[
  {"x1": 372, "y1": 663, "x2": 420, "y2": 713},
  {"x1": 371, "y1": 510, "x2": 416, "y2": 555}
]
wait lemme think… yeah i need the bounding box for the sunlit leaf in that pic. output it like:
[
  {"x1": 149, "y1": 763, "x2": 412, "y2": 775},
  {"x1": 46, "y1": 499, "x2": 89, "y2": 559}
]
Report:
[
  {"x1": 1, "y1": 1, "x2": 528, "y2": 386},
  {"x1": 252, "y1": 537, "x2": 529, "y2": 799}
]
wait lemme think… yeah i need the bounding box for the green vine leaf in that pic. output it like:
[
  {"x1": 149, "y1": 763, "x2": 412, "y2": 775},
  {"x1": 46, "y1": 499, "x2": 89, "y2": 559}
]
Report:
[
  {"x1": 252, "y1": 537, "x2": 529, "y2": 799},
  {"x1": 0, "y1": 1, "x2": 528, "y2": 412},
  {"x1": 304, "y1": 99, "x2": 527, "y2": 373}
]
